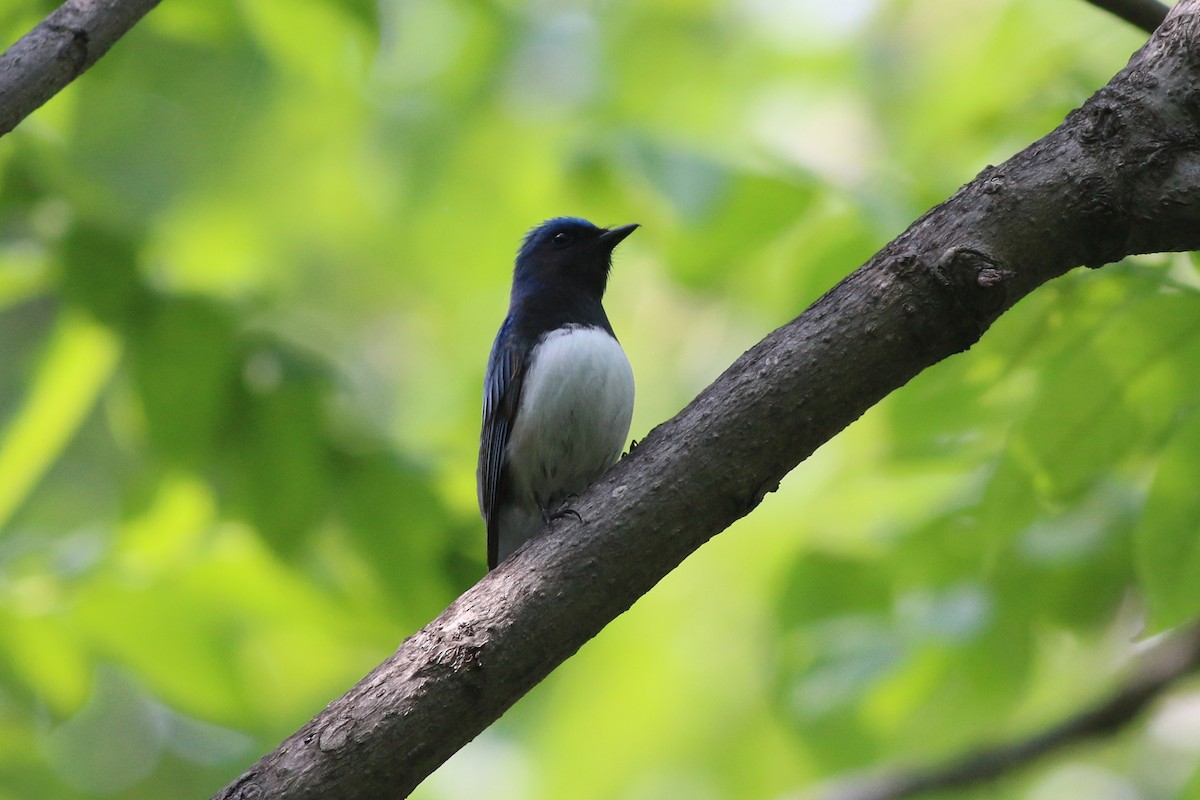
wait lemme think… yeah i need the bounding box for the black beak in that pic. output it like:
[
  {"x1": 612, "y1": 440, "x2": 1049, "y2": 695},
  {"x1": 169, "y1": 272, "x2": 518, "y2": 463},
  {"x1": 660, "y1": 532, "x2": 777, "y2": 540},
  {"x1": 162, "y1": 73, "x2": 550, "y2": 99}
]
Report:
[{"x1": 597, "y1": 223, "x2": 639, "y2": 249}]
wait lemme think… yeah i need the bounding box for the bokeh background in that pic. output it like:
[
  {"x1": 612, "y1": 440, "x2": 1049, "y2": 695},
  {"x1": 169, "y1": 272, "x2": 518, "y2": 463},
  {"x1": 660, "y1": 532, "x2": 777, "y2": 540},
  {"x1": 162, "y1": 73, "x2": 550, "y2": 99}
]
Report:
[{"x1": 3, "y1": 0, "x2": 1200, "y2": 798}]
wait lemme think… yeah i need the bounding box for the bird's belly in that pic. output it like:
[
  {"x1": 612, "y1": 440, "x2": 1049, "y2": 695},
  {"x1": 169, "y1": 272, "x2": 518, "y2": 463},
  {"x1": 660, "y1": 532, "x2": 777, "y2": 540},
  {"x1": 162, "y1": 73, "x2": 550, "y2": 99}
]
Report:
[{"x1": 505, "y1": 325, "x2": 634, "y2": 510}]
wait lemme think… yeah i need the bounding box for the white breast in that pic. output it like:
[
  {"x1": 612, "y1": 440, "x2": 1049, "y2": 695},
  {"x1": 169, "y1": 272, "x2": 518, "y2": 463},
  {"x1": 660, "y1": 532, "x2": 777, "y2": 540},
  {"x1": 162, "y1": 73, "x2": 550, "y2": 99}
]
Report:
[{"x1": 504, "y1": 324, "x2": 634, "y2": 515}]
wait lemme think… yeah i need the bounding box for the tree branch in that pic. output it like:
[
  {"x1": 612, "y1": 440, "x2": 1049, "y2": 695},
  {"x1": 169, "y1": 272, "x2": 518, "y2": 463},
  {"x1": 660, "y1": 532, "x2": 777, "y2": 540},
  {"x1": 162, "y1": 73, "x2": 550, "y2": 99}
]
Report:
[
  {"x1": 1082, "y1": 0, "x2": 1171, "y2": 33},
  {"x1": 214, "y1": 3, "x2": 1200, "y2": 798},
  {"x1": 801, "y1": 625, "x2": 1200, "y2": 800},
  {"x1": 0, "y1": 0, "x2": 161, "y2": 138}
]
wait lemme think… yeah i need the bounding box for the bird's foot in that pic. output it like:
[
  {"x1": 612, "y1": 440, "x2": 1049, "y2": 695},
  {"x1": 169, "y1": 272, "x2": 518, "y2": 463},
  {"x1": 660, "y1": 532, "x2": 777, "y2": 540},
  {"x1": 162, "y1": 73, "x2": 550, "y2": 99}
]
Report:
[{"x1": 541, "y1": 496, "x2": 583, "y2": 525}]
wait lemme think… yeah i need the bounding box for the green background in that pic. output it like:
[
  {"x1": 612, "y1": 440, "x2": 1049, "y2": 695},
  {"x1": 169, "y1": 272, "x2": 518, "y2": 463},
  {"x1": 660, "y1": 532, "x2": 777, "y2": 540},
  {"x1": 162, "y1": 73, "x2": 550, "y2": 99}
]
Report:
[{"x1": 2, "y1": 1, "x2": 1199, "y2": 798}]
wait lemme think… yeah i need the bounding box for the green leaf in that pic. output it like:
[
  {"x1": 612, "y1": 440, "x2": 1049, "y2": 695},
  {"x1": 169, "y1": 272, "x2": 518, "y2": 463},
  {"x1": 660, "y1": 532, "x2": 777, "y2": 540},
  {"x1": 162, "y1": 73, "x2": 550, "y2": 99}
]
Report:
[
  {"x1": 224, "y1": 342, "x2": 331, "y2": 556},
  {"x1": 776, "y1": 552, "x2": 892, "y2": 629},
  {"x1": 127, "y1": 297, "x2": 237, "y2": 467},
  {"x1": 976, "y1": 291, "x2": 1200, "y2": 545},
  {"x1": 1135, "y1": 406, "x2": 1200, "y2": 631},
  {"x1": 1009, "y1": 480, "x2": 1137, "y2": 629},
  {"x1": 57, "y1": 220, "x2": 147, "y2": 328},
  {"x1": 0, "y1": 312, "x2": 120, "y2": 530},
  {"x1": 39, "y1": 669, "x2": 167, "y2": 795},
  {"x1": 333, "y1": 450, "x2": 459, "y2": 621}
]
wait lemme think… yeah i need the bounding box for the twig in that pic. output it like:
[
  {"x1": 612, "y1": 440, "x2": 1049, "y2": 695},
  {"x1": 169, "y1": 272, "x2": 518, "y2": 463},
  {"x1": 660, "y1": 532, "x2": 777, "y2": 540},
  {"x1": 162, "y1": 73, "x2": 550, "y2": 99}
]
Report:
[
  {"x1": 802, "y1": 626, "x2": 1200, "y2": 800},
  {"x1": 0, "y1": 0, "x2": 162, "y2": 137},
  {"x1": 1082, "y1": 0, "x2": 1170, "y2": 33}
]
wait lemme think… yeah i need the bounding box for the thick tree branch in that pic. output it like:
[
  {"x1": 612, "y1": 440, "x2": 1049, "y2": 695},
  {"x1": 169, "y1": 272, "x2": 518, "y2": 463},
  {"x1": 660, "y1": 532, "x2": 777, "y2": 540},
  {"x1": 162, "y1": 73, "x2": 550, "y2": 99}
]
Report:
[
  {"x1": 214, "y1": 4, "x2": 1200, "y2": 798},
  {"x1": 1084, "y1": 0, "x2": 1171, "y2": 32},
  {"x1": 802, "y1": 625, "x2": 1200, "y2": 800},
  {"x1": 0, "y1": 0, "x2": 161, "y2": 138}
]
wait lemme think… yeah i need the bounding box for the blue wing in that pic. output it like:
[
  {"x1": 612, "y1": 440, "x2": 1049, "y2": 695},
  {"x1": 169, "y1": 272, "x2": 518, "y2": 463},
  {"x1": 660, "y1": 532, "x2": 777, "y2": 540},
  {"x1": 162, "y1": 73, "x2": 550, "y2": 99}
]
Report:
[{"x1": 478, "y1": 316, "x2": 527, "y2": 568}]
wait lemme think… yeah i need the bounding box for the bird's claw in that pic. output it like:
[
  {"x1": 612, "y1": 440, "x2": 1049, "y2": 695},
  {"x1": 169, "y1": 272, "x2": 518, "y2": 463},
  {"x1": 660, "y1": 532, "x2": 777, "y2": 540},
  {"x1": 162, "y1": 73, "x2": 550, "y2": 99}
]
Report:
[
  {"x1": 553, "y1": 507, "x2": 584, "y2": 524},
  {"x1": 541, "y1": 496, "x2": 584, "y2": 525}
]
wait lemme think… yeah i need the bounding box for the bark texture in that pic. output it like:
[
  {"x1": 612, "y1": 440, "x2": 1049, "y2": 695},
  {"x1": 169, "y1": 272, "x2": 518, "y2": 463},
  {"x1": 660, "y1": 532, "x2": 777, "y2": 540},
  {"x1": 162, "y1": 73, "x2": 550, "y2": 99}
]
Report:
[
  {"x1": 0, "y1": 0, "x2": 161, "y2": 137},
  {"x1": 213, "y1": 4, "x2": 1200, "y2": 797}
]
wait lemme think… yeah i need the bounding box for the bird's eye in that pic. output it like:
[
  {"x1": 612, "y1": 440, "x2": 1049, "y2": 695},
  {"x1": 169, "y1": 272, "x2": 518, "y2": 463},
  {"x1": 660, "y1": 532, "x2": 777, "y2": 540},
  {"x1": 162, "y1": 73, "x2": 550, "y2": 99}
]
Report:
[{"x1": 552, "y1": 232, "x2": 570, "y2": 246}]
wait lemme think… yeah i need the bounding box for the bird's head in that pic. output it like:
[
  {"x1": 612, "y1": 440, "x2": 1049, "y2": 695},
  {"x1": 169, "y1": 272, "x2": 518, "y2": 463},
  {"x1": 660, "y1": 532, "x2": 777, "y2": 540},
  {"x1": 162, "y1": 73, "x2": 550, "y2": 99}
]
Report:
[{"x1": 514, "y1": 217, "x2": 639, "y2": 298}]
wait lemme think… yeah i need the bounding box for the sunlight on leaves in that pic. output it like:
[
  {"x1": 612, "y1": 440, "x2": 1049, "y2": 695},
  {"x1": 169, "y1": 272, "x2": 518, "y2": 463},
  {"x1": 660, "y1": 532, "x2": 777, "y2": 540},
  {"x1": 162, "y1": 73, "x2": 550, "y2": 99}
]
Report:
[{"x1": 0, "y1": 312, "x2": 119, "y2": 531}]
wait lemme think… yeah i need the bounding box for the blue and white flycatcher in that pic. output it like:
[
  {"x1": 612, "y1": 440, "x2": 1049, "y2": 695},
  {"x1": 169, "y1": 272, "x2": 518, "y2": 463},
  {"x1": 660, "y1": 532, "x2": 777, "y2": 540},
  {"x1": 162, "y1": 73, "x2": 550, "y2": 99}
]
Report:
[{"x1": 478, "y1": 217, "x2": 638, "y2": 569}]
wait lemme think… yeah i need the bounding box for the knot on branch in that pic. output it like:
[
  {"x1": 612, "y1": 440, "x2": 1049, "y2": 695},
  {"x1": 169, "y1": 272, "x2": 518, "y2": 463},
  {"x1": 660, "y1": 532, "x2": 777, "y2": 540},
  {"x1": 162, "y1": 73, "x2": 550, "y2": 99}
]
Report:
[
  {"x1": 419, "y1": 620, "x2": 487, "y2": 693},
  {"x1": 318, "y1": 716, "x2": 357, "y2": 752},
  {"x1": 931, "y1": 247, "x2": 1014, "y2": 327},
  {"x1": 877, "y1": 251, "x2": 1006, "y2": 358},
  {"x1": 981, "y1": 173, "x2": 1005, "y2": 195},
  {"x1": 215, "y1": 777, "x2": 263, "y2": 800},
  {"x1": 44, "y1": 24, "x2": 90, "y2": 74},
  {"x1": 1076, "y1": 102, "x2": 1124, "y2": 146}
]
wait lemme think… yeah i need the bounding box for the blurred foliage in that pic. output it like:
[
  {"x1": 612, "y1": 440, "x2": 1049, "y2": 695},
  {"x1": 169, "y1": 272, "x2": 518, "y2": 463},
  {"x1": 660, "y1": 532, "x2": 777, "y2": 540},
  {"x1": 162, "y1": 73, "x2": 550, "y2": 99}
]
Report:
[{"x1": 0, "y1": 1, "x2": 1198, "y2": 799}]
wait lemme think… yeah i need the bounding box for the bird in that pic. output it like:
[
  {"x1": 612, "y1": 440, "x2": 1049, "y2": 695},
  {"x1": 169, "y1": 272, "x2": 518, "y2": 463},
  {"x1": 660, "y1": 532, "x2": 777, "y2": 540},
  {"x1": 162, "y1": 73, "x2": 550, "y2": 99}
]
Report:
[{"x1": 478, "y1": 217, "x2": 638, "y2": 569}]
